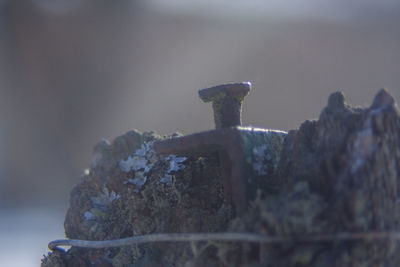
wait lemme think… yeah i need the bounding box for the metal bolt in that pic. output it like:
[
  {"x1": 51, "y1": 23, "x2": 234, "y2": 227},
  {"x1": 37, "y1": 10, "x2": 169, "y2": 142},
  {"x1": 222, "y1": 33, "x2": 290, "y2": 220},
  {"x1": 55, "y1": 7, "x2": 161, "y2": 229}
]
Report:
[{"x1": 199, "y1": 82, "x2": 251, "y2": 129}]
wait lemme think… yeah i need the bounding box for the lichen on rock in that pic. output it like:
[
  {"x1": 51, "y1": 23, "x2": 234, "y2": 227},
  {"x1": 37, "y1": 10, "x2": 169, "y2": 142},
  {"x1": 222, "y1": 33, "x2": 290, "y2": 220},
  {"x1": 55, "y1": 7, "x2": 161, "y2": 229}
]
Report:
[
  {"x1": 42, "y1": 89, "x2": 400, "y2": 267},
  {"x1": 43, "y1": 129, "x2": 234, "y2": 266}
]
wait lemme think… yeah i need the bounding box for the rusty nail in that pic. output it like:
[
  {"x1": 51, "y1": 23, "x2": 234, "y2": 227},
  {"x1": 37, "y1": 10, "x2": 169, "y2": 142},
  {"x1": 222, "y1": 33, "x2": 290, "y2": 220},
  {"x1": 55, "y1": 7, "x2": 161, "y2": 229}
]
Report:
[
  {"x1": 154, "y1": 128, "x2": 247, "y2": 215},
  {"x1": 199, "y1": 82, "x2": 251, "y2": 129},
  {"x1": 154, "y1": 82, "x2": 253, "y2": 215}
]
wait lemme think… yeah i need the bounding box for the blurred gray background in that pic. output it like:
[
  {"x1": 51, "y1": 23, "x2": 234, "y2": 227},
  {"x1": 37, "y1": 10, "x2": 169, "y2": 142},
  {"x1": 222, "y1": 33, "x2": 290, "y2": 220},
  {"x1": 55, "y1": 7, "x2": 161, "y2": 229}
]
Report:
[{"x1": 0, "y1": 0, "x2": 399, "y2": 265}]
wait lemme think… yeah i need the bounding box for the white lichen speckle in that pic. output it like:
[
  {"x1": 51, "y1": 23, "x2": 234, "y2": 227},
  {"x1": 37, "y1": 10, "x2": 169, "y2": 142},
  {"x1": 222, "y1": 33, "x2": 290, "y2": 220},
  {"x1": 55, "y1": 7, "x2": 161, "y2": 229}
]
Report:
[
  {"x1": 84, "y1": 211, "x2": 94, "y2": 221},
  {"x1": 252, "y1": 144, "x2": 268, "y2": 175},
  {"x1": 119, "y1": 156, "x2": 135, "y2": 173},
  {"x1": 121, "y1": 141, "x2": 187, "y2": 192},
  {"x1": 160, "y1": 174, "x2": 173, "y2": 185},
  {"x1": 119, "y1": 155, "x2": 150, "y2": 173},
  {"x1": 119, "y1": 141, "x2": 158, "y2": 192},
  {"x1": 84, "y1": 187, "x2": 120, "y2": 222},
  {"x1": 351, "y1": 117, "x2": 377, "y2": 174},
  {"x1": 165, "y1": 155, "x2": 187, "y2": 174},
  {"x1": 91, "y1": 187, "x2": 120, "y2": 210},
  {"x1": 119, "y1": 141, "x2": 158, "y2": 173},
  {"x1": 124, "y1": 172, "x2": 147, "y2": 193},
  {"x1": 134, "y1": 156, "x2": 149, "y2": 171},
  {"x1": 159, "y1": 155, "x2": 186, "y2": 184}
]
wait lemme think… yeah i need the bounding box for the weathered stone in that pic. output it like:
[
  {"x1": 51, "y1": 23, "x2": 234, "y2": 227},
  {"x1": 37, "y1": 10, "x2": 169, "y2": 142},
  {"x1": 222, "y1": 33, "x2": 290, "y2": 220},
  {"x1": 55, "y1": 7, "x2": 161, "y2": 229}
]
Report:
[{"x1": 42, "y1": 89, "x2": 400, "y2": 266}]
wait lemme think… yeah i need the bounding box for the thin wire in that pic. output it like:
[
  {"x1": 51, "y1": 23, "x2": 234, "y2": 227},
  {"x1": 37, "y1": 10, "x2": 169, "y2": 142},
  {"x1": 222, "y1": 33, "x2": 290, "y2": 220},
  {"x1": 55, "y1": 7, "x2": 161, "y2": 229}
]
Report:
[{"x1": 48, "y1": 231, "x2": 400, "y2": 251}]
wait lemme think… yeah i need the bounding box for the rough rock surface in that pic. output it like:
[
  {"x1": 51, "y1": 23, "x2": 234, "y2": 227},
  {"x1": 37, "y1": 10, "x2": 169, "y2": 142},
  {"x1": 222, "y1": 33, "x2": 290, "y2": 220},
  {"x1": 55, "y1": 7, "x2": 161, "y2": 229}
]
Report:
[{"x1": 42, "y1": 89, "x2": 400, "y2": 266}]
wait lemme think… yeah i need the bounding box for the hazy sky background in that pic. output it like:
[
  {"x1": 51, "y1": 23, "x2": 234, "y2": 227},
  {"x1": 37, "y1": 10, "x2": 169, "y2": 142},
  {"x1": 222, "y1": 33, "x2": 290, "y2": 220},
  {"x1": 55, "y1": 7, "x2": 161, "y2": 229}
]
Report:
[
  {"x1": 0, "y1": 0, "x2": 399, "y2": 208},
  {"x1": 1, "y1": 0, "x2": 399, "y2": 208},
  {"x1": 146, "y1": 0, "x2": 400, "y2": 21},
  {"x1": 0, "y1": 1, "x2": 399, "y2": 265}
]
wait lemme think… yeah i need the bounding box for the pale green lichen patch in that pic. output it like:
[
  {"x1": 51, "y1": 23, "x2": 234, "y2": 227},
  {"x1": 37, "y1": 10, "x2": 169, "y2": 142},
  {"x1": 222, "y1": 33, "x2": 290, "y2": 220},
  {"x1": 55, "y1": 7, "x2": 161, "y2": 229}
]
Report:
[
  {"x1": 119, "y1": 141, "x2": 156, "y2": 174},
  {"x1": 252, "y1": 144, "x2": 269, "y2": 175},
  {"x1": 82, "y1": 187, "x2": 121, "y2": 226},
  {"x1": 49, "y1": 130, "x2": 231, "y2": 266},
  {"x1": 165, "y1": 155, "x2": 186, "y2": 173},
  {"x1": 120, "y1": 141, "x2": 187, "y2": 192},
  {"x1": 91, "y1": 187, "x2": 120, "y2": 209},
  {"x1": 241, "y1": 128, "x2": 287, "y2": 192}
]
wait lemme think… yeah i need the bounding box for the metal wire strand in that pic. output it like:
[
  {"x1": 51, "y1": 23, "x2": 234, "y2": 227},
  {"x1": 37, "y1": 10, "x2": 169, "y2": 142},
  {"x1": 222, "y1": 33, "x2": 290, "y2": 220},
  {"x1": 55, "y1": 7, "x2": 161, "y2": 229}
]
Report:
[{"x1": 48, "y1": 231, "x2": 400, "y2": 251}]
